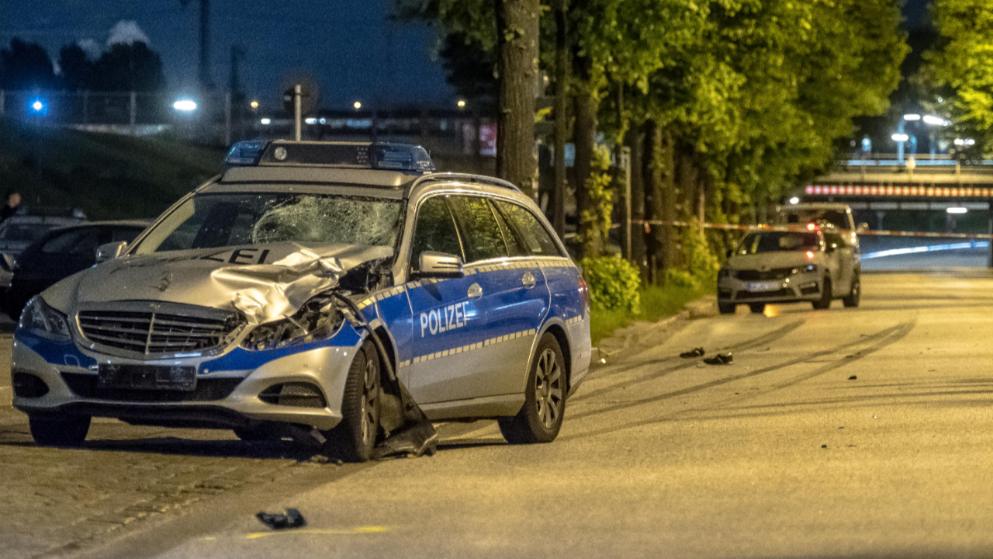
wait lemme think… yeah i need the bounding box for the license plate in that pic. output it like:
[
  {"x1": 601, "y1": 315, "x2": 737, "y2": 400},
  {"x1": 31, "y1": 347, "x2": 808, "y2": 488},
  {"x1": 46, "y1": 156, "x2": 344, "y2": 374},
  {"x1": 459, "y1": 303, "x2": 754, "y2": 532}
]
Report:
[
  {"x1": 98, "y1": 365, "x2": 197, "y2": 391},
  {"x1": 747, "y1": 281, "x2": 781, "y2": 292}
]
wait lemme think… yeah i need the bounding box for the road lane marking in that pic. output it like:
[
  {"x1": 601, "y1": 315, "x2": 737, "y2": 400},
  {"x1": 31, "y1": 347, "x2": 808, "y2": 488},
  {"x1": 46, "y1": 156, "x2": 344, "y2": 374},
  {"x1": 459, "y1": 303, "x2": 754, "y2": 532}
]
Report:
[{"x1": 244, "y1": 526, "x2": 388, "y2": 540}]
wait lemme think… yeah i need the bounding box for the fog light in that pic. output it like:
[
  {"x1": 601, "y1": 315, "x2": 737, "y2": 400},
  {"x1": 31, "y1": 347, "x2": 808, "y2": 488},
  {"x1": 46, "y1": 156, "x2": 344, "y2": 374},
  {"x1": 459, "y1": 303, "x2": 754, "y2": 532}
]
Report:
[
  {"x1": 13, "y1": 372, "x2": 49, "y2": 398},
  {"x1": 259, "y1": 383, "x2": 326, "y2": 408}
]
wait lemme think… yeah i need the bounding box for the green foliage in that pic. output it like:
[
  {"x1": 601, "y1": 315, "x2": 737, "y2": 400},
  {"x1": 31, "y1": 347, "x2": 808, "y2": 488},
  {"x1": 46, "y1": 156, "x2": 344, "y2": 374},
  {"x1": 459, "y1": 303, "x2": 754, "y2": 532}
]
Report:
[
  {"x1": 923, "y1": 0, "x2": 993, "y2": 151},
  {"x1": 681, "y1": 221, "x2": 720, "y2": 285},
  {"x1": 580, "y1": 255, "x2": 641, "y2": 313}
]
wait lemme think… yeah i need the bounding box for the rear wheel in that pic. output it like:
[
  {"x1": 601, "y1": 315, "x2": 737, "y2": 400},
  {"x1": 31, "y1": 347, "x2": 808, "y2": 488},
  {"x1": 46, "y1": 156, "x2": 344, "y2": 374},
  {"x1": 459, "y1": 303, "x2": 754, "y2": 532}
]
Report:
[
  {"x1": 748, "y1": 303, "x2": 766, "y2": 314},
  {"x1": 499, "y1": 334, "x2": 566, "y2": 444},
  {"x1": 718, "y1": 302, "x2": 735, "y2": 315},
  {"x1": 324, "y1": 341, "x2": 381, "y2": 462},
  {"x1": 843, "y1": 274, "x2": 861, "y2": 308},
  {"x1": 29, "y1": 414, "x2": 90, "y2": 446},
  {"x1": 812, "y1": 278, "x2": 832, "y2": 310}
]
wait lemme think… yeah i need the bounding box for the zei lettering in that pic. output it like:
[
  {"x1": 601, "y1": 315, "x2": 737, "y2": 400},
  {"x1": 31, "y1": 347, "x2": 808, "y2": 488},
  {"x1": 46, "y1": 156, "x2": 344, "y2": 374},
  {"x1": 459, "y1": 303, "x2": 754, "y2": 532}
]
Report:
[{"x1": 419, "y1": 302, "x2": 469, "y2": 337}]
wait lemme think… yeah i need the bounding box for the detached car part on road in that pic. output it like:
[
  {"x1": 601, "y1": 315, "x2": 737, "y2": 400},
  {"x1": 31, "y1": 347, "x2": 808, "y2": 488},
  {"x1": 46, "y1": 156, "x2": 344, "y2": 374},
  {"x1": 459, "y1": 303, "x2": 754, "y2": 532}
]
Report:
[
  {"x1": 10, "y1": 140, "x2": 592, "y2": 461},
  {"x1": 717, "y1": 225, "x2": 861, "y2": 314}
]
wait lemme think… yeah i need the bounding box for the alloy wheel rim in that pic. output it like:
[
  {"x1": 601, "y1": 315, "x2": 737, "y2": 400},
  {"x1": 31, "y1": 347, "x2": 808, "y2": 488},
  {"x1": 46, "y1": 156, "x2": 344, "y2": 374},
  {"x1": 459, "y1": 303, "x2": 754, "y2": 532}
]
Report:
[
  {"x1": 361, "y1": 358, "x2": 379, "y2": 444},
  {"x1": 534, "y1": 348, "x2": 564, "y2": 430}
]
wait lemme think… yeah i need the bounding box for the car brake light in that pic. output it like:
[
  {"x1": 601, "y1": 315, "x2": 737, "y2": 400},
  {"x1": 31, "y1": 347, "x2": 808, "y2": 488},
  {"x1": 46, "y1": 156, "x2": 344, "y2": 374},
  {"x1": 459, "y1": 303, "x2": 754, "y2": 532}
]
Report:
[{"x1": 578, "y1": 275, "x2": 590, "y2": 309}]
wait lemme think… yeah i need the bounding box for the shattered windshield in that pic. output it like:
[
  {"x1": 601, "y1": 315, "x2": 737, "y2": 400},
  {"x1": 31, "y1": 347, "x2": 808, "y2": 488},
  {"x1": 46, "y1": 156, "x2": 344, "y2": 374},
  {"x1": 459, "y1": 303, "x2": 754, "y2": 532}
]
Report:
[{"x1": 133, "y1": 192, "x2": 402, "y2": 254}]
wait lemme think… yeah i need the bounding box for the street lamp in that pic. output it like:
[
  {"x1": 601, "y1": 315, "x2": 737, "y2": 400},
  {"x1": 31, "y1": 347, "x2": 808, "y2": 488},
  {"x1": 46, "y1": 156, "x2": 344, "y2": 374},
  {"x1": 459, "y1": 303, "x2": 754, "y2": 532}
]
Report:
[
  {"x1": 249, "y1": 99, "x2": 260, "y2": 111},
  {"x1": 456, "y1": 98, "x2": 468, "y2": 110},
  {"x1": 946, "y1": 207, "x2": 968, "y2": 215},
  {"x1": 903, "y1": 113, "x2": 921, "y2": 122},
  {"x1": 788, "y1": 196, "x2": 800, "y2": 205},
  {"x1": 922, "y1": 114, "x2": 949, "y2": 127},
  {"x1": 30, "y1": 99, "x2": 45, "y2": 113},
  {"x1": 352, "y1": 100, "x2": 363, "y2": 111},
  {"x1": 172, "y1": 98, "x2": 198, "y2": 112},
  {"x1": 260, "y1": 117, "x2": 272, "y2": 126},
  {"x1": 891, "y1": 132, "x2": 909, "y2": 142}
]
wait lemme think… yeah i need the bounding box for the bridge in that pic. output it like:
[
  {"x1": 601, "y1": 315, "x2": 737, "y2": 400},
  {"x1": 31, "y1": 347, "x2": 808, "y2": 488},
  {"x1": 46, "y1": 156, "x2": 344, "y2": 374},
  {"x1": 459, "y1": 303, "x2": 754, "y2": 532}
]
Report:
[{"x1": 802, "y1": 155, "x2": 993, "y2": 268}]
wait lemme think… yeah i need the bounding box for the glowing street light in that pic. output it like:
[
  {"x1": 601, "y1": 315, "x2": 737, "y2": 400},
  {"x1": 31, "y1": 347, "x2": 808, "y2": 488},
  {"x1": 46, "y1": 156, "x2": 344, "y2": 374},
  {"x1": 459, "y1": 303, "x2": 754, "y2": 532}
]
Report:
[
  {"x1": 456, "y1": 98, "x2": 468, "y2": 110},
  {"x1": 954, "y1": 138, "x2": 976, "y2": 147},
  {"x1": 172, "y1": 98, "x2": 198, "y2": 112},
  {"x1": 259, "y1": 117, "x2": 272, "y2": 126},
  {"x1": 30, "y1": 99, "x2": 45, "y2": 113},
  {"x1": 891, "y1": 132, "x2": 909, "y2": 143},
  {"x1": 352, "y1": 100, "x2": 363, "y2": 111},
  {"x1": 946, "y1": 207, "x2": 968, "y2": 215},
  {"x1": 788, "y1": 196, "x2": 800, "y2": 205},
  {"x1": 922, "y1": 114, "x2": 949, "y2": 127},
  {"x1": 249, "y1": 99, "x2": 260, "y2": 111},
  {"x1": 903, "y1": 113, "x2": 921, "y2": 122}
]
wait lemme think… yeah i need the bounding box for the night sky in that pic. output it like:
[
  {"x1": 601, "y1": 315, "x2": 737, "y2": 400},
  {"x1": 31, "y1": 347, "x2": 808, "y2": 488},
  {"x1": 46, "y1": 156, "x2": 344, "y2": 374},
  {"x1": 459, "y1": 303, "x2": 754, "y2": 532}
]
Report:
[
  {"x1": 0, "y1": 0, "x2": 932, "y2": 111},
  {"x1": 0, "y1": 0, "x2": 454, "y2": 110}
]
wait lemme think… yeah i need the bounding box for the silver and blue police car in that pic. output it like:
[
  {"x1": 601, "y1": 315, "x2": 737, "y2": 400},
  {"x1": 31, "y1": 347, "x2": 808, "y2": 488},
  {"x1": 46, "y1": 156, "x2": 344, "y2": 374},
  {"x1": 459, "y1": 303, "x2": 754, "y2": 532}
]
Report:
[{"x1": 11, "y1": 141, "x2": 591, "y2": 461}]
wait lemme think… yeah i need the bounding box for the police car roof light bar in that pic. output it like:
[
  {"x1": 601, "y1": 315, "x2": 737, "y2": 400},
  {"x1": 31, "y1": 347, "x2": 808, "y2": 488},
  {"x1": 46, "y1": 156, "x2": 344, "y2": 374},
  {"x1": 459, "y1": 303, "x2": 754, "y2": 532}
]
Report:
[{"x1": 224, "y1": 140, "x2": 436, "y2": 173}]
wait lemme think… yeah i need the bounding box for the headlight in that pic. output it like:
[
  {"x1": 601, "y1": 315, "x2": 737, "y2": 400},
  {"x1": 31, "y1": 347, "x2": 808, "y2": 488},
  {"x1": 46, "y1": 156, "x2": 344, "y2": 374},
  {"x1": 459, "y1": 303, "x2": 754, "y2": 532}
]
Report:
[
  {"x1": 19, "y1": 297, "x2": 71, "y2": 342},
  {"x1": 791, "y1": 264, "x2": 817, "y2": 274},
  {"x1": 242, "y1": 295, "x2": 344, "y2": 351}
]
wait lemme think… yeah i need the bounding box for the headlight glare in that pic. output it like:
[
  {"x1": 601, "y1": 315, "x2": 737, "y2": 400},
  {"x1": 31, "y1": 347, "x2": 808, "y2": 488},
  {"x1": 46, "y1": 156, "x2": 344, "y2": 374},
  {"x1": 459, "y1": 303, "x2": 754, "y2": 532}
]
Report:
[
  {"x1": 19, "y1": 297, "x2": 71, "y2": 341},
  {"x1": 242, "y1": 295, "x2": 344, "y2": 351}
]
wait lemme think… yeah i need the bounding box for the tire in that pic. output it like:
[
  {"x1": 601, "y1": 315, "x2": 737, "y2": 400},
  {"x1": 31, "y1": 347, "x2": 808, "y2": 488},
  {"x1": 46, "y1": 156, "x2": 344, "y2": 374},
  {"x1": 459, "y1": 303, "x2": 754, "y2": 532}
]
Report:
[
  {"x1": 718, "y1": 302, "x2": 735, "y2": 315},
  {"x1": 812, "y1": 278, "x2": 832, "y2": 310},
  {"x1": 499, "y1": 333, "x2": 567, "y2": 444},
  {"x1": 324, "y1": 341, "x2": 381, "y2": 462},
  {"x1": 748, "y1": 303, "x2": 766, "y2": 314},
  {"x1": 843, "y1": 274, "x2": 861, "y2": 308},
  {"x1": 29, "y1": 414, "x2": 90, "y2": 446}
]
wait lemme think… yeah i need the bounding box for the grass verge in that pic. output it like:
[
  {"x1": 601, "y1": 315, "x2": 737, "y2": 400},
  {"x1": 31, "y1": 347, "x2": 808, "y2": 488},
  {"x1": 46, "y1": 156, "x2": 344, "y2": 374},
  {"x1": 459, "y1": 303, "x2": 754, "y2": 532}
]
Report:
[{"x1": 590, "y1": 283, "x2": 712, "y2": 346}]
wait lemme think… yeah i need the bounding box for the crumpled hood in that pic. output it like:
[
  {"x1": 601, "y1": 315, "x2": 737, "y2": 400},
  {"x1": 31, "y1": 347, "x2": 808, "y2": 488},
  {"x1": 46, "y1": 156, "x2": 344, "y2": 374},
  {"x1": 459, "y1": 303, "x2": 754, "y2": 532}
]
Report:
[
  {"x1": 49, "y1": 242, "x2": 393, "y2": 324},
  {"x1": 728, "y1": 251, "x2": 818, "y2": 270}
]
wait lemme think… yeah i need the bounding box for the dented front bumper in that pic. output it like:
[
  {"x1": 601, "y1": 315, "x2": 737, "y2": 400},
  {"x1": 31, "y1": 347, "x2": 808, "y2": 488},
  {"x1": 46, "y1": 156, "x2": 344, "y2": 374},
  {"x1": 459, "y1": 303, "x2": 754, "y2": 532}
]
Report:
[{"x1": 11, "y1": 322, "x2": 367, "y2": 431}]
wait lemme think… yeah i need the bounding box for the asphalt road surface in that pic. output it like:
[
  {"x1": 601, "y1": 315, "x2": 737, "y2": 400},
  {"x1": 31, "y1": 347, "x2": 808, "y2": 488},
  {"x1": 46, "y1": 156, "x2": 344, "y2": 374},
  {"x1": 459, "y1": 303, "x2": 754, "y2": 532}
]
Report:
[{"x1": 3, "y1": 271, "x2": 993, "y2": 558}]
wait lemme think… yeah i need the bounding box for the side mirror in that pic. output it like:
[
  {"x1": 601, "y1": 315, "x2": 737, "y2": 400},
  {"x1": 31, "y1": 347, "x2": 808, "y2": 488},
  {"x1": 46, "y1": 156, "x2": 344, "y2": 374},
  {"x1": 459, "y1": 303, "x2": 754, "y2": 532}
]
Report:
[
  {"x1": 95, "y1": 241, "x2": 127, "y2": 263},
  {"x1": 416, "y1": 251, "x2": 464, "y2": 278},
  {"x1": 857, "y1": 222, "x2": 869, "y2": 232}
]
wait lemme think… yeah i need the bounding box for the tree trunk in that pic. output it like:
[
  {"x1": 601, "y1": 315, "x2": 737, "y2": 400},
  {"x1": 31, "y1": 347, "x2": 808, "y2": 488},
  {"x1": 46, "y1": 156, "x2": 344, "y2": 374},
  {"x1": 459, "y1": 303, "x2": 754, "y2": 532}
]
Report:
[
  {"x1": 645, "y1": 121, "x2": 676, "y2": 283},
  {"x1": 495, "y1": 0, "x2": 540, "y2": 197},
  {"x1": 573, "y1": 86, "x2": 597, "y2": 256},
  {"x1": 625, "y1": 125, "x2": 647, "y2": 278},
  {"x1": 552, "y1": 0, "x2": 569, "y2": 237}
]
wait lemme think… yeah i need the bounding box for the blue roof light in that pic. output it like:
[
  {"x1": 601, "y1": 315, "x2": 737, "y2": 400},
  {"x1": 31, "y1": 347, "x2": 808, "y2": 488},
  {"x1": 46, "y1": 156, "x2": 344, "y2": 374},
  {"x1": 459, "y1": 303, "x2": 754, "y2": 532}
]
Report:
[{"x1": 224, "y1": 139, "x2": 269, "y2": 166}]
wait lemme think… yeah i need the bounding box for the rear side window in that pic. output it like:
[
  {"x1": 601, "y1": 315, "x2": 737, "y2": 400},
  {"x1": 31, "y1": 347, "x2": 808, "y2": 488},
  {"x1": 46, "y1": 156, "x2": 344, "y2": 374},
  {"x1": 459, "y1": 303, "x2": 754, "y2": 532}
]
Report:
[
  {"x1": 493, "y1": 200, "x2": 561, "y2": 257},
  {"x1": 448, "y1": 196, "x2": 509, "y2": 263},
  {"x1": 41, "y1": 228, "x2": 102, "y2": 256},
  {"x1": 411, "y1": 196, "x2": 463, "y2": 262}
]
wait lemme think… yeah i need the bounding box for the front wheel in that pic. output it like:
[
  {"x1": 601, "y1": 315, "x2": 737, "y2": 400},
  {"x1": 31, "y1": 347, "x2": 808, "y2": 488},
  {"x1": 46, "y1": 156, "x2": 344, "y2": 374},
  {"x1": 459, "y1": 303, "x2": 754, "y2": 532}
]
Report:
[
  {"x1": 324, "y1": 341, "x2": 381, "y2": 462},
  {"x1": 718, "y1": 302, "x2": 735, "y2": 315},
  {"x1": 29, "y1": 414, "x2": 90, "y2": 446},
  {"x1": 812, "y1": 278, "x2": 832, "y2": 310},
  {"x1": 748, "y1": 303, "x2": 766, "y2": 314},
  {"x1": 499, "y1": 333, "x2": 567, "y2": 444},
  {"x1": 843, "y1": 274, "x2": 861, "y2": 308}
]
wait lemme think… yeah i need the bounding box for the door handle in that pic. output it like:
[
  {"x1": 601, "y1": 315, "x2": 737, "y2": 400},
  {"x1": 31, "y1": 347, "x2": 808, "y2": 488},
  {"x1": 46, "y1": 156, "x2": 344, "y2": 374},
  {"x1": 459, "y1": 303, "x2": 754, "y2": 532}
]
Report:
[
  {"x1": 521, "y1": 271, "x2": 537, "y2": 289},
  {"x1": 467, "y1": 282, "x2": 483, "y2": 299}
]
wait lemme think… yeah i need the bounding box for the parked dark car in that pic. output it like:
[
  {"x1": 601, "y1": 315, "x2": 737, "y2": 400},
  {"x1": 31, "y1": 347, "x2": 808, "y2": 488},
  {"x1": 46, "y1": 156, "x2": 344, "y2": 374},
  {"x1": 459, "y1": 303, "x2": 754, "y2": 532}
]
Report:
[{"x1": 3, "y1": 220, "x2": 149, "y2": 318}]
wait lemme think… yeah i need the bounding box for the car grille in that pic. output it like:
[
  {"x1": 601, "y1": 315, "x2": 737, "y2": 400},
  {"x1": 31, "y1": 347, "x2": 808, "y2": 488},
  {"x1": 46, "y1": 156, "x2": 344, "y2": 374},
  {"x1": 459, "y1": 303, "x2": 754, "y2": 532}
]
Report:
[
  {"x1": 77, "y1": 303, "x2": 242, "y2": 357},
  {"x1": 61, "y1": 372, "x2": 242, "y2": 402},
  {"x1": 735, "y1": 268, "x2": 794, "y2": 281},
  {"x1": 735, "y1": 288, "x2": 792, "y2": 300}
]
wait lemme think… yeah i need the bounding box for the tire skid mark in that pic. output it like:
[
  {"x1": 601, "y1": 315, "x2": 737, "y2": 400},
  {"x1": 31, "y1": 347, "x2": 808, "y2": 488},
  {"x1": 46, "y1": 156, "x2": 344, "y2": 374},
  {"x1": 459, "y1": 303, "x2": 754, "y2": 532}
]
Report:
[
  {"x1": 574, "y1": 319, "x2": 806, "y2": 403},
  {"x1": 564, "y1": 321, "x2": 912, "y2": 429}
]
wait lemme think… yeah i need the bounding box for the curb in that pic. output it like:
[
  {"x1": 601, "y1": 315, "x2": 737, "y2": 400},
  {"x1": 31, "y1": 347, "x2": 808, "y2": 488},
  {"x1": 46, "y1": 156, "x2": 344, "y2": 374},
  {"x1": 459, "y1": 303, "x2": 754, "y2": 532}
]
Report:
[{"x1": 593, "y1": 295, "x2": 715, "y2": 366}]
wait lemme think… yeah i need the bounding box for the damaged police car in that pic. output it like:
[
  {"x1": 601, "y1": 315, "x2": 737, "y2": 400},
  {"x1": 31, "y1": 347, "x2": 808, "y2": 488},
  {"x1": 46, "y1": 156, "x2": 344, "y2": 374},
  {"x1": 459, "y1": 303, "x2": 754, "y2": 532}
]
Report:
[{"x1": 11, "y1": 141, "x2": 591, "y2": 461}]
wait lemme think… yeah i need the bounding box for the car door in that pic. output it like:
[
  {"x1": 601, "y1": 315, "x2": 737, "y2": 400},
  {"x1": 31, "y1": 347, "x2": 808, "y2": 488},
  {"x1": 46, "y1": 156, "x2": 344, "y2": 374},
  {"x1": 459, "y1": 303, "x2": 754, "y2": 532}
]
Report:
[
  {"x1": 445, "y1": 194, "x2": 546, "y2": 398},
  {"x1": 824, "y1": 232, "x2": 852, "y2": 295},
  {"x1": 403, "y1": 195, "x2": 488, "y2": 404}
]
